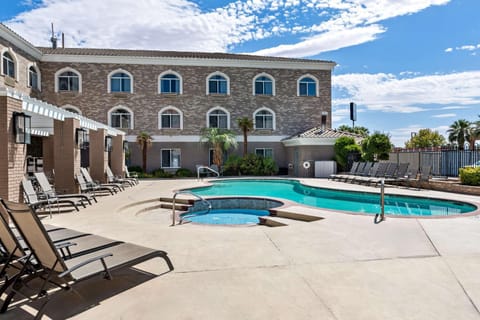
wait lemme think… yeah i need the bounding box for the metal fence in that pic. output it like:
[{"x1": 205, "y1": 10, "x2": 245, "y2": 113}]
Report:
[{"x1": 389, "y1": 148, "x2": 480, "y2": 177}]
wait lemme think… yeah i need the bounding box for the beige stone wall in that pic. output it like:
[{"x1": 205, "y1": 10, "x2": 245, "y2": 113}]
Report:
[
  {"x1": 0, "y1": 38, "x2": 41, "y2": 98},
  {"x1": 38, "y1": 62, "x2": 332, "y2": 136}
]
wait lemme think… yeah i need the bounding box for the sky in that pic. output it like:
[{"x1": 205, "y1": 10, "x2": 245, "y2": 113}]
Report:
[{"x1": 1, "y1": 0, "x2": 479, "y2": 147}]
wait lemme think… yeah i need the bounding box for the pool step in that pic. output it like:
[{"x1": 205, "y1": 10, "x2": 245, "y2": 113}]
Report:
[
  {"x1": 159, "y1": 197, "x2": 196, "y2": 205},
  {"x1": 160, "y1": 203, "x2": 191, "y2": 211},
  {"x1": 269, "y1": 209, "x2": 324, "y2": 222},
  {"x1": 258, "y1": 216, "x2": 289, "y2": 227}
]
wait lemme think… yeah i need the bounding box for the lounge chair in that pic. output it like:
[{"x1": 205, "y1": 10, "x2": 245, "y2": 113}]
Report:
[
  {"x1": 351, "y1": 162, "x2": 380, "y2": 184},
  {"x1": 34, "y1": 172, "x2": 96, "y2": 206},
  {"x1": 329, "y1": 161, "x2": 360, "y2": 181},
  {"x1": 344, "y1": 162, "x2": 372, "y2": 183},
  {"x1": 22, "y1": 178, "x2": 80, "y2": 217},
  {"x1": 80, "y1": 167, "x2": 123, "y2": 193},
  {"x1": 0, "y1": 199, "x2": 174, "y2": 318},
  {"x1": 76, "y1": 174, "x2": 116, "y2": 196},
  {"x1": 385, "y1": 163, "x2": 410, "y2": 185},
  {"x1": 106, "y1": 166, "x2": 135, "y2": 187},
  {"x1": 124, "y1": 166, "x2": 139, "y2": 184}
]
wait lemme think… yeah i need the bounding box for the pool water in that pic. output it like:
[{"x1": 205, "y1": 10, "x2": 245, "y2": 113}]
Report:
[
  {"x1": 181, "y1": 209, "x2": 269, "y2": 225},
  {"x1": 188, "y1": 179, "x2": 477, "y2": 217}
]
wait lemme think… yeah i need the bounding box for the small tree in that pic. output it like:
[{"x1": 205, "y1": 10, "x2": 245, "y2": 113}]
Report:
[
  {"x1": 200, "y1": 128, "x2": 238, "y2": 167},
  {"x1": 405, "y1": 128, "x2": 446, "y2": 148},
  {"x1": 337, "y1": 125, "x2": 370, "y2": 137},
  {"x1": 361, "y1": 132, "x2": 392, "y2": 161},
  {"x1": 237, "y1": 117, "x2": 254, "y2": 157},
  {"x1": 136, "y1": 131, "x2": 152, "y2": 173},
  {"x1": 334, "y1": 136, "x2": 361, "y2": 171}
]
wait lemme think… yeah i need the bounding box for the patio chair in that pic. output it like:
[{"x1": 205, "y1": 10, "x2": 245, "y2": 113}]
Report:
[
  {"x1": 34, "y1": 172, "x2": 96, "y2": 206},
  {"x1": 106, "y1": 166, "x2": 135, "y2": 187},
  {"x1": 329, "y1": 161, "x2": 360, "y2": 181},
  {"x1": 0, "y1": 199, "x2": 174, "y2": 318},
  {"x1": 22, "y1": 178, "x2": 80, "y2": 217},
  {"x1": 76, "y1": 174, "x2": 116, "y2": 196},
  {"x1": 124, "y1": 166, "x2": 139, "y2": 184},
  {"x1": 385, "y1": 163, "x2": 410, "y2": 185},
  {"x1": 80, "y1": 167, "x2": 123, "y2": 193},
  {"x1": 344, "y1": 162, "x2": 372, "y2": 183},
  {"x1": 351, "y1": 162, "x2": 380, "y2": 184}
]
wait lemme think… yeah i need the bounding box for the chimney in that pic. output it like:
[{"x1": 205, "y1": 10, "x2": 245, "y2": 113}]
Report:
[{"x1": 50, "y1": 23, "x2": 57, "y2": 49}]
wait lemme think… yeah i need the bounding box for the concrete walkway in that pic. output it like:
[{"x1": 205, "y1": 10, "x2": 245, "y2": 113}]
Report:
[{"x1": 4, "y1": 178, "x2": 480, "y2": 319}]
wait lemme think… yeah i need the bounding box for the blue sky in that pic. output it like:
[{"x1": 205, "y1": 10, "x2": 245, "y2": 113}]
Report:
[{"x1": 2, "y1": 0, "x2": 480, "y2": 146}]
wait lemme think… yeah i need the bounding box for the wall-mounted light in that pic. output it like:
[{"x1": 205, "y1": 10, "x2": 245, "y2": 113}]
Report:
[
  {"x1": 123, "y1": 140, "x2": 129, "y2": 153},
  {"x1": 13, "y1": 112, "x2": 32, "y2": 144},
  {"x1": 75, "y1": 128, "x2": 87, "y2": 149},
  {"x1": 105, "y1": 135, "x2": 113, "y2": 152}
]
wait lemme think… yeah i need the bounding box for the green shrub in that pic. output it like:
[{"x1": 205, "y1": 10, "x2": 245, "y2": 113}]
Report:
[
  {"x1": 223, "y1": 155, "x2": 242, "y2": 176},
  {"x1": 175, "y1": 168, "x2": 194, "y2": 177},
  {"x1": 459, "y1": 167, "x2": 480, "y2": 186},
  {"x1": 152, "y1": 168, "x2": 174, "y2": 178},
  {"x1": 128, "y1": 165, "x2": 143, "y2": 173}
]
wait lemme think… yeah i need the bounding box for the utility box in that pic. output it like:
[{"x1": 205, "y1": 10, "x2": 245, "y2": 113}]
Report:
[{"x1": 315, "y1": 161, "x2": 337, "y2": 178}]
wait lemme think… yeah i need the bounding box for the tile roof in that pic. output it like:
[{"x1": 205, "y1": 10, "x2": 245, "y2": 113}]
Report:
[
  {"x1": 37, "y1": 47, "x2": 335, "y2": 64},
  {"x1": 285, "y1": 127, "x2": 364, "y2": 140}
]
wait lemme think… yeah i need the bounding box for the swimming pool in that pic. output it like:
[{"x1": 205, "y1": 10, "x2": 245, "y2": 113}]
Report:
[
  {"x1": 187, "y1": 179, "x2": 477, "y2": 217},
  {"x1": 181, "y1": 209, "x2": 269, "y2": 225}
]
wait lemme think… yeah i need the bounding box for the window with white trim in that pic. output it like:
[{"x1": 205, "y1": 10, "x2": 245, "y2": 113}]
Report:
[
  {"x1": 255, "y1": 148, "x2": 273, "y2": 158},
  {"x1": 254, "y1": 110, "x2": 274, "y2": 130},
  {"x1": 161, "y1": 149, "x2": 181, "y2": 168},
  {"x1": 2, "y1": 52, "x2": 15, "y2": 78},
  {"x1": 208, "y1": 74, "x2": 228, "y2": 94},
  {"x1": 160, "y1": 73, "x2": 180, "y2": 94},
  {"x1": 255, "y1": 76, "x2": 273, "y2": 95},
  {"x1": 28, "y1": 66, "x2": 39, "y2": 90},
  {"x1": 58, "y1": 71, "x2": 79, "y2": 92},
  {"x1": 110, "y1": 108, "x2": 132, "y2": 129},
  {"x1": 208, "y1": 109, "x2": 228, "y2": 128},
  {"x1": 160, "y1": 108, "x2": 181, "y2": 129},
  {"x1": 110, "y1": 72, "x2": 131, "y2": 93},
  {"x1": 298, "y1": 76, "x2": 317, "y2": 96}
]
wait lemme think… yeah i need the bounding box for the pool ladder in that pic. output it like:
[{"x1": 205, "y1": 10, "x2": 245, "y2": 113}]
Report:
[
  {"x1": 171, "y1": 190, "x2": 212, "y2": 226},
  {"x1": 196, "y1": 166, "x2": 220, "y2": 181}
]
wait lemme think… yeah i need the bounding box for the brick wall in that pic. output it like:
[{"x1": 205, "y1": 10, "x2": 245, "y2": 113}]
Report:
[{"x1": 0, "y1": 96, "x2": 26, "y2": 201}]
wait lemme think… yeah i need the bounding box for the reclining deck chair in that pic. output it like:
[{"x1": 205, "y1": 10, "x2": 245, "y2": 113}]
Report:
[
  {"x1": 329, "y1": 161, "x2": 360, "y2": 181},
  {"x1": 76, "y1": 173, "x2": 116, "y2": 196},
  {"x1": 80, "y1": 167, "x2": 123, "y2": 193},
  {"x1": 0, "y1": 200, "x2": 173, "y2": 318},
  {"x1": 106, "y1": 166, "x2": 135, "y2": 187},
  {"x1": 34, "y1": 172, "x2": 96, "y2": 206},
  {"x1": 22, "y1": 178, "x2": 80, "y2": 217},
  {"x1": 124, "y1": 166, "x2": 139, "y2": 184}
]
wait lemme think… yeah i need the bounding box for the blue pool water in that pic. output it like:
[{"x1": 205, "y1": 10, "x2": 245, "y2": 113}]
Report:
[
  {"x1": 188, "y1": 179, "x2": 477, "y2": 217},
  {"x1": 181, "y1": 209, "x2": 269, "y2": 225}
]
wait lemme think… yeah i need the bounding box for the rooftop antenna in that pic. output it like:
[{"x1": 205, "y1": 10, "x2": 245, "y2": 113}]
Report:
[{"x1": 50, "y1": 23, "x2": 57, "y2": 49}]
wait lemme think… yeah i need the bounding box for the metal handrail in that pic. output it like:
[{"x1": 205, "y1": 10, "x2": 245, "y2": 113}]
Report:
[
  {"x1": 197, "y1": 166, "x2": 220, "y2": 181},
  {"x1": 171, "y1": 190, "x2": 212, "y2": 226}
]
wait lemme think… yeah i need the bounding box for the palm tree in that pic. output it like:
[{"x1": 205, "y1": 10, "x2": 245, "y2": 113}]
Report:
[
  {"x1": 200, "y1": 128, "x2": 237, "y2": 167},
  {"x1": 447, "y1": 119, "x2": 471, "y2": 149},
  {"x1": 136, "y1": 131, "x2": 152, "y2": 173},
  {"x1": 237, "y1": 117, "x2": 253, "y2": 157}
]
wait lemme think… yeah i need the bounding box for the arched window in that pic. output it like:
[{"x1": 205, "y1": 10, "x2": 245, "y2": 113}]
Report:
[
  {"x1": 159, "y1": 71, "x2": 181, "y2": 94},
  {"x1": 109, "y1": 70, "x2": 132, "y2": 93},
  {"x1": 207, "y1": 108, "x2": 229, "y2": 129},
  {"x1": 2, "y1": 51, "x2": 15, "y2": 78},
  {"x1": 28, "y1": 65, "x2": 40, "y2": 90},
  {"x1": 254, "y1": 74, "x2": 274, "y2": 95},
  {"x1": 159, "y1": 107, "x2": 183, "y2": 129},
  {"x1": 207, "y1": 72, "x2": 229, "y2": 95},
  {"x1": 298, "y1": 75, "x2": 318, "y2": 97},
  {"x1": 55, "y1": 68, "x2": 81, "y2": 92},
  {"x1": 108, "y1": 107, "x2": 133, "y2": 129},
  {"x1": 62, "y1": 105, "x2": 82, "y2": 115},
  {"x1": 254, "y1": 108, "x2": 275, "y2": 130}
]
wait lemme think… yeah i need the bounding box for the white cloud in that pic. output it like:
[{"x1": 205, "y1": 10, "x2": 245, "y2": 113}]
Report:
[
  {"x1": 445, "y1": 43, "x2": 480, "y2": 53},
  {"x1": 333, "y1": 71, "x2": 480, "y2": 113},
  {"x1": 432, "y1": 113, "x2": 456, "y2": 118},
  {"x1": 4, "y1": 0, "x2": 452, "y2": 57}
]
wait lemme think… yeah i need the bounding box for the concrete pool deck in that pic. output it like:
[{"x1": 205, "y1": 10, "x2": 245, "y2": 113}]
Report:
[{"x1": 4, "y1": 178, "x2": 480, "y2": 319}]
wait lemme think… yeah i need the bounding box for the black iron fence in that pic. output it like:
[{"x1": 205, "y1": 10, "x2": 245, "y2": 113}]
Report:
[{"x1": 389, "y1": 147, "x2": 480, "y2": 177}]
